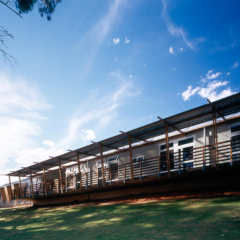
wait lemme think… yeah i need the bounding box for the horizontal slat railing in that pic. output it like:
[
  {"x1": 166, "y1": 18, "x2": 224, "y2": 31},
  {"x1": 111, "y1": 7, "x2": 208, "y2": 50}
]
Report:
[{"x1": 18, "y1": 139, "x2": 240, "y2": 199}]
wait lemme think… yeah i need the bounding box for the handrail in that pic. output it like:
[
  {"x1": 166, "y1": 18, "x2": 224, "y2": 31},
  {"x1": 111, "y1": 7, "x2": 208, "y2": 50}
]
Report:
[{"x1": 17, "y1": 139, "x2": 240, "y2": 198}]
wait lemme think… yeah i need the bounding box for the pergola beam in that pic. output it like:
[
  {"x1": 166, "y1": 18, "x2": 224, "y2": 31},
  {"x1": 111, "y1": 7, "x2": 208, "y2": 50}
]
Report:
[
  {"x1": 207, "y1": 98, "x2": 227, "y2": 122},
  {"x1": 158, "y1": 116, "x2": 184, "y2": 134},
  {"x1": 119, "y1": 131, "x2": 151, "y2": 144},
  {"x1": 91, "y1": 141, "x2": 124, "y2": 152},
  {"x1": 67, "y1": 149, "x2": 98, "y2": 157}
]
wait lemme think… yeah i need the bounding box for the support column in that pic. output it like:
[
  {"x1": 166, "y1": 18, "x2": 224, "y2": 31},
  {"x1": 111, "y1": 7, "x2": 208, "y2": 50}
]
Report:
[
  {"x1": 58, "y1": 159, "x2": 63, "y2": 194},
  {"x1": 100, "y1": 145, "x2": 105, "y2": 187},
  {"x1": 19, "y1": 174, "x2": 22, "y2": 199},
  {"x1": 43, "y1": 165, "x2": 47, "y2": 196},
  {"x1": 212, "y1": 108, "x2": 219, "y2": 170},
  {"x1": 164, "y1": 122, "x2": 170, "y2": 178},
  {"x1": 128, "y1": 135, "x2": 134, "y2": 182},
  {"x1": 8, "y1": 175, "x2": 12, "y2": 200},
  {"x1": 77, "y1": 153, "x2": 82, "y2": 189},
  {"x1": 30, "y1": 169, "x2": 34, "y2": 198}
]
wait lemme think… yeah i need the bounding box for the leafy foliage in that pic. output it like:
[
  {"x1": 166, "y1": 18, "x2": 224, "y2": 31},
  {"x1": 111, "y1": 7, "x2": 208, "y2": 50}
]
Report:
[
  {"x1": 15, "y1": 0, "x2": 62, "y2": 20},
  {"x1": 0, "y1": 0, "x2": 62, "y2": 65}
]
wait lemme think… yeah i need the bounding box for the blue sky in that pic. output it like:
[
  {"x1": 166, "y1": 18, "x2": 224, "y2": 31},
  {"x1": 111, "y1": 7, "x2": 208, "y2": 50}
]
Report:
[{"x1": 0, "y1": 0, "x2": 239, "y2": 184}]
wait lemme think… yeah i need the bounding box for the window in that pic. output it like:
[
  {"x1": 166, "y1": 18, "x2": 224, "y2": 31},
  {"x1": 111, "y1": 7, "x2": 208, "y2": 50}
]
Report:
[
  {"x1": 231, "y1": 125, "x2": 240, "y2": 133},
  {"x1": 178, "y1": 137, "x2": 193, "y2": 146},
  {"x1": 229, "y1": 123, "x2": 240, "y2": 163},
  {"x1": 160, "y1": 150, "x2": 174, "y2": 171},
  {"x1": 232, "y1": 135, "x2": 240, "y2": 162},
  {"x1": 183, "y1": 146, "x2": 193, "y2": 169},
  {"x1": 232, "y1": 135, "x2": 240, "y2": 152},
  {"x1": 132, "y1": 156, "x2": 144, "y2": 163},
  {"x1": 160, "y1": 142, "x2": 173, "y2": 150},
  {"x1": 159, "y1": 135, "x2": 195, "y2": 171}
]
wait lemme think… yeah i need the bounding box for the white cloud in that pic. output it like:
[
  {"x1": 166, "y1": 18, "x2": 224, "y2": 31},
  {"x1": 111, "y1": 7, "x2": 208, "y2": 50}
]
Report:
[
  {"x1": 57, "y1": 71, "x2": 141, "y2": 148},
  {"x1": 182, "y1": 86, "x2": 200, "y2": 101},
  {"x1": 0, "y1": 72, "x2": 51, "y2": 114},
  {"x1": 226, "y1": 72, "x2": 231, "y2": 76},
  {"x1": 43, "y1": 140, "x2": 55, "y2": 147},
  {"x1": 162, "y1": 0, "x2": 205, "y2": 50},
  {"x1": 197, "y1": 81, "x2": 235, "y2": 101},
  {"x1": 182, "y1": 80, "x2": 236, "y2": 102},
  {"x1": 114, "y1": 56, "x2": 119, "y2": 62},
  {"x1": 206, "y1": 70, "x2": 221, "y2": 79},
  {"x1": 201, "y1": 70, "x2": 222, "y2": 83},
  {"x1": 129, "y1": 75, "x2": 132, "y2": 78},
  {"x1": 169, "y1": 47, "x2": 174, "y2": 54},
  {"x1": 82, "y1": 129, "x2": 96, "y2": 140},
  {"x1": 144, "y1": 63, "x2": 147, "y2": 67},
  {"x1": 179, "y1": 48, "x2": 183, "y2": 51},
  {"x1": 231, "y1": 61, "x2": 238, "y2": 69},
  {"x1": 113, "y1": 38, "x2": 120, "y2": 44},
  {"x1": 0, "y1": 72, "x2": 52, "y2": 185},
  {"x1": 125, "y1": 37, "x2": 130, "y2": 43},
  {"x1": 76, "y1": 0, "x2": 126, "y2": 77},
  {"x1": 15, "y1": 148, "x2": 64, "y2": 166},
  {"x1": 171, "y1": 68, "x2": 177, "y2": 71}
]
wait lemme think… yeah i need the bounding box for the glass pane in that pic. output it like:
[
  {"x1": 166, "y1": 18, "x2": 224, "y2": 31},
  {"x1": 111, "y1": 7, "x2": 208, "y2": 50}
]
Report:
[
  {"x1": 233, "y1": 153, "x2": 240, "y2": 162},
  {"x1": 132, "y1": 158, "x2": 137, "y2": 163},
  {"x1": 232, "y1": 135, "x2": 240, "y2": 152},
  {"x1": 178, "y1": 137, "x2": 194, "y2": 146},
  {"x1": 183, "y1": 146, "x2": 193, "y2": 169},
  {"x1": 160, "y1": 142, "x2": 173, "y2": 150},
  {"x1": 108, "y1": 157, "x2": 117, "y2": 162},
  {"x1": 231, "y1": 125, "x2": 240, "y2": 133}
]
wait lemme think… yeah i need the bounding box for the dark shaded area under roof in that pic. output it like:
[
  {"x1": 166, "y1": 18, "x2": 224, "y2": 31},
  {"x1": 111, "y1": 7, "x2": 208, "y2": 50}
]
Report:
[{"x1": 7, "y1": 92, "x2": 240, "y2": 177}]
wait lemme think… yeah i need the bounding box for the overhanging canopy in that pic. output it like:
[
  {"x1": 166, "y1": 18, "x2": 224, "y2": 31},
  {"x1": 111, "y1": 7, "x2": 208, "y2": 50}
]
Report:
[{"x1": 7, "y1": 92, "x2": 240, "y2": 177}]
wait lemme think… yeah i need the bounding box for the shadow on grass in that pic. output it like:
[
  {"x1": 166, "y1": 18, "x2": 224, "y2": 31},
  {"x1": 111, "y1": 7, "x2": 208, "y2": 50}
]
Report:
[{"x1": 0, "y1": 196, "x2": 240, "y2": 240}]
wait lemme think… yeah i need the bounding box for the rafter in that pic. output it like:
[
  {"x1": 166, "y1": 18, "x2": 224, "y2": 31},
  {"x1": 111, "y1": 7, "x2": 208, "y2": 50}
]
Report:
[
  {"x1": 207, "y1": 99, "x2": 227, "y2": 122},
  {"x1": 119, "y1": 131, "x2": 151, "y2": 144},
  {"x1": 91, "y1": 141, "x2": 124, "y2": 151},
  {"x1": 67, "y1": 149, "x2": 98, "y2": 157},
  {"x1": 157, "y1": 116, "x2": 184, "y2": 134}
]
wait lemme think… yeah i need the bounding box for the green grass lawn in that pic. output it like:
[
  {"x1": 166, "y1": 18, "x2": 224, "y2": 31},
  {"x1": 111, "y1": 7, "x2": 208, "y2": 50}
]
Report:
[{"x1": 0, "y1": 197, "x2": 240, "y2": 240}]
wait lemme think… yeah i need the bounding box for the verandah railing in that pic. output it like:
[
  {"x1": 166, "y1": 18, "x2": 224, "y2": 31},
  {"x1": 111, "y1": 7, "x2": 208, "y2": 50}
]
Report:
[{"x1": 12, "y1": 139, "x2": 240, "y2": 199}]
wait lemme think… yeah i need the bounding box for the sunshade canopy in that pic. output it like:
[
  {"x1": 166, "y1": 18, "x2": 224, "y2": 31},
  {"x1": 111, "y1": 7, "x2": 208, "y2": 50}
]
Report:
[{"x1": 7, "y1": 93, "x2": 240, "y2": 177}]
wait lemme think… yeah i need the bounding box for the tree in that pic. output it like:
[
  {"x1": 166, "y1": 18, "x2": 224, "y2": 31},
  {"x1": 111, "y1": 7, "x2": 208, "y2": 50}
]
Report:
[{"x1": 0, "y1": 0, "x2": 62, "y2": 66}]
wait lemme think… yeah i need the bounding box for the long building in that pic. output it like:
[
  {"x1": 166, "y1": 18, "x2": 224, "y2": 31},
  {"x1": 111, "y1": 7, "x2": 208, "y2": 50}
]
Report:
[{"x1": 1, "y1": 93, "x2": 240, "y2": 206}]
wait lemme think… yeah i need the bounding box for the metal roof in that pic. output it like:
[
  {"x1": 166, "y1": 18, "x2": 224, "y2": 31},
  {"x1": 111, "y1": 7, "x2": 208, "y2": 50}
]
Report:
[{"x1": 7, "y1": 92, "x2": 240, "y2": 177}]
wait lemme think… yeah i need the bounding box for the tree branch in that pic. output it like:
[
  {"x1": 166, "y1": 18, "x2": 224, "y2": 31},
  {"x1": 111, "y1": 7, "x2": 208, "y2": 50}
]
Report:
[{"x1": 0, "y1": 0, "x2": 23, "y2": 18}]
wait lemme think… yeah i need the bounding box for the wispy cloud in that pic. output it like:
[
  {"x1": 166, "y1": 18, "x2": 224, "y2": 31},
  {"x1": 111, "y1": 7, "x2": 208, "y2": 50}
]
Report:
[
  {"x1": 169, "y1": 47, "x2": 174, "y2": 54},
  {"x1": 0, "y1": 72, "x2": 63, "y2": 185},
  {"x1": 182, "y1": 86, "x2": 200, "y2": 101},
  {"x1": 231, "y1": 61, "x2": 239, "y2": 69},
  {"x1": 114, "y1": 56, "x2": 119, "y2": 62},
  {"x1": 56, "y1": 71, "x2": 141, "y2": 148},
  {"x1": 125, "y1": 37, "x2": 130, "y2": 43},
  {"x1": 77, "y1": 0, "x2": 126, "y2": 77},
  {"x1": 201, "y1": 69, "x2": 221, "y2": 83},
  {"x1": 113, "y1": 38, "x2": 120, "y2": 44},
  {"x1": 162, "y1": 0, "x2": 205, "y2": 51}
]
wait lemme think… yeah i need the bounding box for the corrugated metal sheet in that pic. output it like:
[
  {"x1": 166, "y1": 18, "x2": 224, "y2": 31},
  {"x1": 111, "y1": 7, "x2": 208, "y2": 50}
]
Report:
[{"x1": 8, "y1": 92, "x2": 240, "y2": 177}]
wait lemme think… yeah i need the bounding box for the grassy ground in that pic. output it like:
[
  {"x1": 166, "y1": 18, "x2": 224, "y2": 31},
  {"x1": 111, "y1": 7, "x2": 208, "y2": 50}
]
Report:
[{"x1": 0, "y1": 197, "x2": 240, "y2": 240}]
